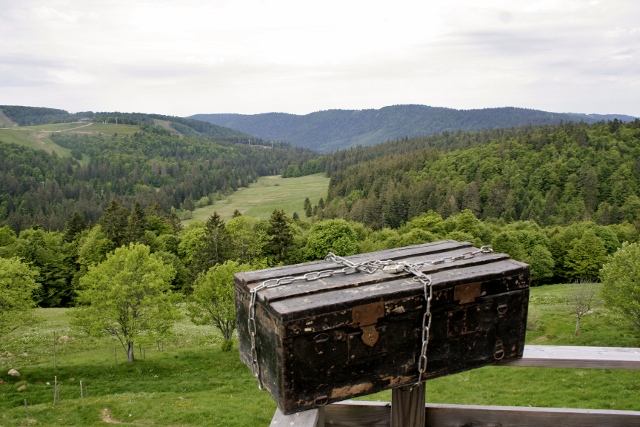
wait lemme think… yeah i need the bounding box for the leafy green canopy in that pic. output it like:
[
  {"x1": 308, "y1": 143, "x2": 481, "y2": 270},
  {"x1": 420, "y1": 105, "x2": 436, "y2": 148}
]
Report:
[
  {"x1": 0, "y1": 257, "x2": 40, "y2": 337},
  {"x1": 187, "y1": 260, "x2": 265, "y2": 345},
  {"x1": 71, "y1": 243, "x2": 180, "y2": 362},
  {"x1": 600, "y1": 242, "x2": 640, "y2": 329}
]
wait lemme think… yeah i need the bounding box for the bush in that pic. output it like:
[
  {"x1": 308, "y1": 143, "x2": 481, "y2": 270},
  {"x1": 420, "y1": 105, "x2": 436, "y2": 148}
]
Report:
[{"x1": 221, "y1": 339, "x2": 233, "y2": 352}]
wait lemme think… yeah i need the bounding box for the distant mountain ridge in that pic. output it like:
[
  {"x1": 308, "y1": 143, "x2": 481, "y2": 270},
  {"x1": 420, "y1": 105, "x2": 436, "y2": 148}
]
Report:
[{"x1": 190, "y1": 105, "x2": 637, "y2": 153}]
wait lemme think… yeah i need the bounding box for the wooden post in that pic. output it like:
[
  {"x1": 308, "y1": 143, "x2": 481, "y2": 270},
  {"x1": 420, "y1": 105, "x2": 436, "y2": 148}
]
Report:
[
  {"x1": 53, "y1": 331, "x2": 57, "y2": 370},
  {"x1": 390, "y1": 383, "x2": 425, "y2": 427},
  {"x1": 53, "y1": 376, "x2": 59, "y2": 405},
  {"x1": 271, "y1": 408, "x2": 321, "y2": 426},
  {"x1": 24, "y1": 399, "x2": 29, "y2": 419},
  {"x1": 80, "y1": 380, "x2": 83, "y2": 398}
]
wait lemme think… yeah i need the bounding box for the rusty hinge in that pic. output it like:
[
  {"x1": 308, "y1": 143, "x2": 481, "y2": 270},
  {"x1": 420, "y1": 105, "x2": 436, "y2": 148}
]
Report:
[{"x1": 352, "y1": 301, "x2": 384, "y2": 347}]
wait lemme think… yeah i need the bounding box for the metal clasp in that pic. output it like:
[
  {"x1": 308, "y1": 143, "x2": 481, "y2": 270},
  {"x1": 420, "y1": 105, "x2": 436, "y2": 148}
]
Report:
[{"x1": 352, "y1": 301, "x2": 384, "y2": 347}]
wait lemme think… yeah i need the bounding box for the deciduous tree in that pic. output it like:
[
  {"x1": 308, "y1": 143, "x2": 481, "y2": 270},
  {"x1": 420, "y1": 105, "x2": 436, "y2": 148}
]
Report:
[
  {"x1": 0, "y1": 258, "x2": 40, "y2": 338},
  {"x1": 600, "y1": 242, "x2": 640, "y2": 330},
  {"x1": 303, "y1": 219, "x2": 359, "y2": 261},
  {"x1": 71, "y1": 243, "x2": 179, "y2": 362},
  {"x1": 187, "y1": 260, "x2": 262, "y2": 349}
]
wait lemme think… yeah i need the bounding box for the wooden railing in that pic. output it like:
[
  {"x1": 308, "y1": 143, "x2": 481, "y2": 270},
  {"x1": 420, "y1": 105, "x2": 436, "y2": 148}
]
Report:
[{"x1": 270, "y1": 345, "x2": 640, "y2": 427}]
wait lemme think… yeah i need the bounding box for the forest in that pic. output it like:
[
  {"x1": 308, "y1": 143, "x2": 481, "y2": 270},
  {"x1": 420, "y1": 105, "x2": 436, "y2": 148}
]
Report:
[
  {"x1": 296, "y1": 120, "x2": 640, "y2": 230},
  {"x1": 1, "y1": 111, "x2": 639, "y2": 312},
  {"x1": 0, "y1": 125, "x2": 317, "y2": 231}
]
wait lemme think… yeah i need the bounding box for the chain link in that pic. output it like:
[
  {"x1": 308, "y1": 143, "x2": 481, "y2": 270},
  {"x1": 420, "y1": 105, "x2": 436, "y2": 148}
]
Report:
[{"x1": 248, "y1": 245, "x2": 493, "y2": 390}]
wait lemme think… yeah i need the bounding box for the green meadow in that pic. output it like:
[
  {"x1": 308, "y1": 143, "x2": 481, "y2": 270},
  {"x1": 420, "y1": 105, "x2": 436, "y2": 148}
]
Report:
[
  {"x1": 1, "y1": 284, "x2": 639, "y2": 426},
  {"x1": 184, "y1": 174, "x2": 331, "y2": 223},
  {"x1": 0, "y1": 122, "x2": 140, "y2": 161}
]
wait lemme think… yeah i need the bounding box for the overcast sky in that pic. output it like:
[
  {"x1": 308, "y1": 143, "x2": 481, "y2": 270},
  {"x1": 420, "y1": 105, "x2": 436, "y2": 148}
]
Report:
[{"x1": 1, "y1": 0, "x2": 639, "y2": 117}]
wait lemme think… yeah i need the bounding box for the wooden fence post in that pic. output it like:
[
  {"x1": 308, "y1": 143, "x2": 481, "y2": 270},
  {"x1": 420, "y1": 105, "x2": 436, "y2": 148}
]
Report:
[
  {"x1": 390, "y1": 383, "x2": 425, "y2": 427},
  {"x1": 53, "y1": 331, "x2": 57, "y2": 370}
]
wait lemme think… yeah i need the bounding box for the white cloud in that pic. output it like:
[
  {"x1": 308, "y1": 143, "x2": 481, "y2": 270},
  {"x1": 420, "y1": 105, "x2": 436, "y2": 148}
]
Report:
[{"x1": 0, "y1": 0, "x2": 638, "y2": 116}]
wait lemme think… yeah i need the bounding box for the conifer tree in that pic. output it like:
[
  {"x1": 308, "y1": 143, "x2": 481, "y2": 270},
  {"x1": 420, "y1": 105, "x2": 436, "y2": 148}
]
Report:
[
  {"x1": 99, "y1": 199, "x2": 129, "y2": 247},
  {"x1": 64, "y1": 211, "x2": 87, "y2": 242},
  {"x1": 266, "y1": 209, "x2": 294, "y2": 264},
  {"x1": 191, "y1": 212, "x2": 230, "y2": 275},
  {"x1": 126, "y1": 201, "x2": 147, "y2": 244}
]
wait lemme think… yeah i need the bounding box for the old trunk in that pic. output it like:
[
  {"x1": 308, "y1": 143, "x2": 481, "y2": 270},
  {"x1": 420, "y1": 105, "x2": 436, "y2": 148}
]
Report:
[{"x1": 235, "y1": 241, "x2": 529, "y2": 414}]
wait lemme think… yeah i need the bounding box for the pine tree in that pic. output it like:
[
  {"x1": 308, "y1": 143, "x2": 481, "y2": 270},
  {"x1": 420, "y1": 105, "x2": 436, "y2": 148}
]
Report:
[
  {"x1": 266, "y1": 209, "x2": 294, "y2": 264},
  {"x1": 63, "y1": 211, "x2": 87, "y2": 242},
  {"x1": 191, "y1": 212, "x2": 230, "y2": 275},
  {"x1": 125, "y1": 201, "x2": 147, "y2": 245},
  {"x1": 99, "y1": 199, "x2": 129, "y2": 247}
]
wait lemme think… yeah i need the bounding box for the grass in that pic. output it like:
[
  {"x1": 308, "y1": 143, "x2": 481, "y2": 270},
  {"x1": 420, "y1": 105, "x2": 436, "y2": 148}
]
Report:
[
  {"x1": 1, "y1": 310, "x2": 275, "y2": 426},
  {"x1": 184, "y1": 174, "x2": 330, "y2": 223},
  {"x1": 0, "y1": 128, "x2": 74, "y2": 158},
  {"x1": 0, "y1": 122, "x2": 140, "y2": 163},
  {"x1": 153, "y1": 119, "x2": 180, "y2": 134},
  {"x1": 0, "y1": 111, "x2": 17, "y2": 127},
  {"x1": 1, "y1": 284, "x2": 639, "y2": 426}
]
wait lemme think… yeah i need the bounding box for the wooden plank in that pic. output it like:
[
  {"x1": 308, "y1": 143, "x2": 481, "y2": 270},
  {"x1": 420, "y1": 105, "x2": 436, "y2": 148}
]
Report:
[
  {"x1": 270, "y1": 408, "x2": 320, "y2": 427},
  {"x1": 424, "y1": 403, "x2": 640, "y2": 427},
  {"x1": 324, "y1": 400, "x2": 391, "y2": 427},
  {"x1": 261, "y1": 246, "x2": 499, "y2": 303},
  {"x1": 270, "y1": 256, "x2": 524, "y2": 318},
  {"x1": 237, "y1": 241, "x2": 470, "y2": 285},
  {"x1": 502, "y1": 345, "x2": 640, "y2": 370},
  {"x1": 316, "y1": 401, "x2": 640, "y2": 427},
  {"x1": 391, "y1": 384, "x2": 425, "y2": 427}
]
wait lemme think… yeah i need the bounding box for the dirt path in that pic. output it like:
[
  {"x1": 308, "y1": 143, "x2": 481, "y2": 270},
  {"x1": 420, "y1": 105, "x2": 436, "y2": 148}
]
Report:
[
  {"x1": 101, "y1": 408, "x2": 123, "y2": 424},
  {"x1": 6, "y1": 122, "x2": 94, "y2": 133}
]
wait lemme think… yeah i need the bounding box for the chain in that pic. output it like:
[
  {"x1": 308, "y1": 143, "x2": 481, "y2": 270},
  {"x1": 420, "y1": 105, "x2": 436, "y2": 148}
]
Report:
[{"x1": 248, "y1": 245, "x2": 493, "y2": 390}]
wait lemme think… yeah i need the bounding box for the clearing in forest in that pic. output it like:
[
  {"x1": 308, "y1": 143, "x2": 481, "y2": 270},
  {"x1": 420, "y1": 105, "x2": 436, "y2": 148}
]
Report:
[{"x1": 184, "y1": 173, "x2": 330, "y2": 223}]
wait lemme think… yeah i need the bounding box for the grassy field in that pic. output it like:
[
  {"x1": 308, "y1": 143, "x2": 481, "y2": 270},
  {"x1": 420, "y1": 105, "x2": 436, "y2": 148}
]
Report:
[
  {"x1": 0, "y1": 128, "x2": 74, "y2": 158},
  {"x1": 0, "y1": 111, "x2": 17, "y2": 127},
  {"x1": 153, "y1": 119, "x2": 180, "y2": 134},
  {"x1": 184, "y1": 174, "x2": 330, "y2": 223},
  {"x1": 1, "y1": 284, "x2": 639, "y2": 426},
  {"x1": 0, "y1": 122, "x2": 140, "y2": 161}
]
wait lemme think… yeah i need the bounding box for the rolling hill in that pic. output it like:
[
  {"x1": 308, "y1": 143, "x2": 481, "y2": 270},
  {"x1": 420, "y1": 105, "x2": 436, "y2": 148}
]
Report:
[
  {"x1": 190, "y1": 105, "x2": 637, "y2": 153},
  {"x1": 0, "y1": 105, "x2": 254, "y2": 142}
]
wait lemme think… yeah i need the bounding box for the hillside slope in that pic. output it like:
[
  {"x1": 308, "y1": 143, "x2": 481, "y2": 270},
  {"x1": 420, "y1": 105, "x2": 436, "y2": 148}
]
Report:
[
  {"x1": 190, "y1": 105, "x2": 637, "y2": 152},
  {"x1": 0, "y1": 116, "x2": 318, "y2": 232},
  {"x1": 0, "y1": 105, "x2": 254, "y2": 142}
]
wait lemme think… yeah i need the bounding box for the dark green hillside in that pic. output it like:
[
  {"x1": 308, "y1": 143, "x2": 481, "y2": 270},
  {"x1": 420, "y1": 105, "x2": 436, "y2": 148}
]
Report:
[
  {"x1": 0, "y1": 129, "x2": 317, "y2": 232},
  {"x1": 0, "y1": 105, "x2": 81, "y2": 126},
  {"x1": 190, "y1": 105, "x2": 637, "y2": 152},
  {"x1": 314, "y1": 120, "x2": 640, "y2": 229}
]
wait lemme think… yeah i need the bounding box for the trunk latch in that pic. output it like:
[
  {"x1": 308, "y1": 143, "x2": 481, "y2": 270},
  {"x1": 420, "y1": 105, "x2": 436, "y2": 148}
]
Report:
[{"x1": 352, "y1": 301, "x2": 384, "y2": 347}]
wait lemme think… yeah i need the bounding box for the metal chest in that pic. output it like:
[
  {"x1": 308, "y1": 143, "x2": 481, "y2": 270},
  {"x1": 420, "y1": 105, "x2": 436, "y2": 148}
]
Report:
[{"x1": 234, "y1": 240, "x2": 530, "y2": 414}]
